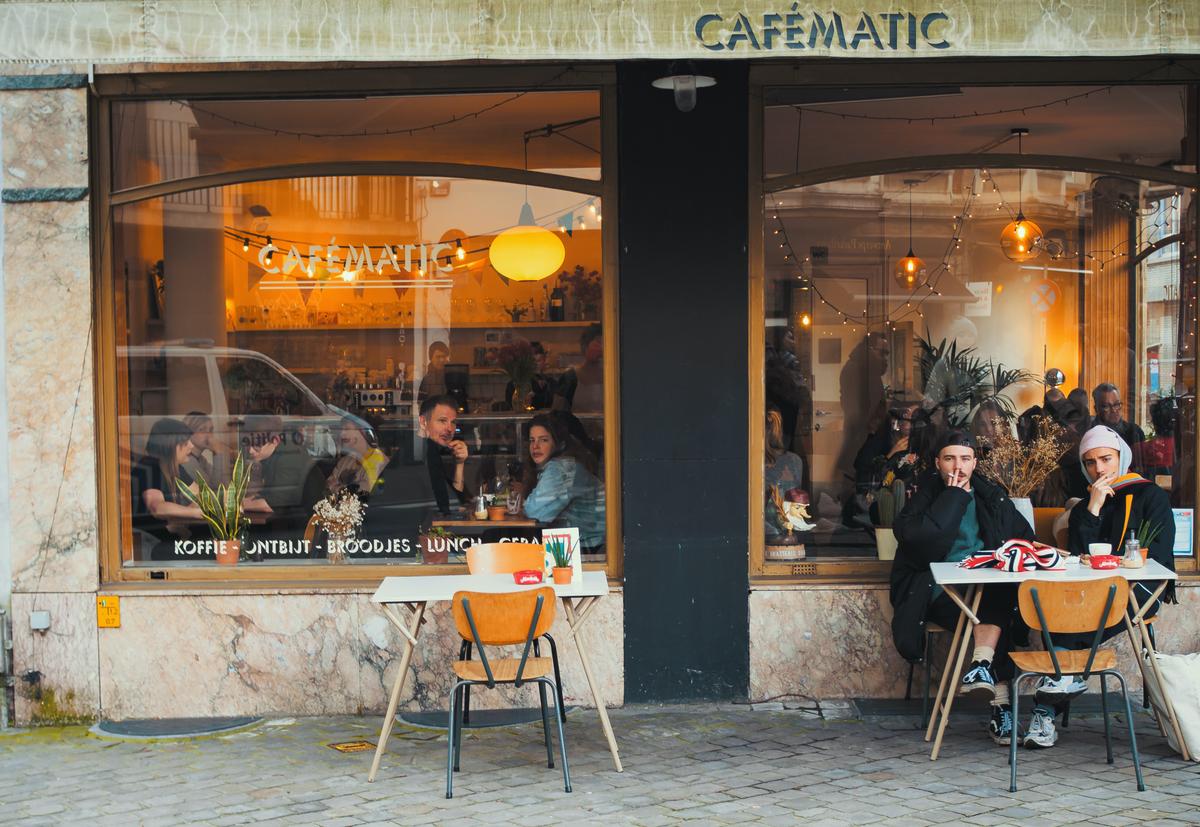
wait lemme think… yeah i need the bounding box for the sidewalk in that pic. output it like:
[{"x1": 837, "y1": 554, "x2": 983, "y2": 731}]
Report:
[{"x1": 1, "y1": 702, "x2": 1198, "y2": 826}]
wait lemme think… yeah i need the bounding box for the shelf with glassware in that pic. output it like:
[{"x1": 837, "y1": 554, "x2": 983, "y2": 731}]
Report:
[{"x1": 226, "y1": 321, "x2": 597, "y2": 332}]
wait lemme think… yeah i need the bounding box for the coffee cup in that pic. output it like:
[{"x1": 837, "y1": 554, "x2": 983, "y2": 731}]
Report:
[{"x1": 1088, "y1": 543, "x2": 1112, "y2": 556}]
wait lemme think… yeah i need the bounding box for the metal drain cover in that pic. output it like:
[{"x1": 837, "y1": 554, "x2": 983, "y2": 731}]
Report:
[{"x1": 93, "y1": 716, "x2": 262, "y2": 739}]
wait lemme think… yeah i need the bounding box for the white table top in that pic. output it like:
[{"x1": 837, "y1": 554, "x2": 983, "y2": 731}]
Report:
[
  {"x1": 930, "y1": 559, "x2": 1176, "y2": 586},
  {"x1": 372, "y1": 570, "x2": 610, "y2": 604}
]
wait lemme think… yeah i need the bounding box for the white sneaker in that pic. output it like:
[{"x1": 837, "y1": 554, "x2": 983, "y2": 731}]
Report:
[
  {"x1": 1023, "y1": 707, "x2": 1058, "y2": 749},
  {"x1": 1034, "y1": 675, "x2": 1088, "y2": 705}
]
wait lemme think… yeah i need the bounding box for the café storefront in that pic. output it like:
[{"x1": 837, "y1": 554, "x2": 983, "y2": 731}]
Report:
[{"x1": 2, "y1": 2, "x2": 1199, "y2": 723}]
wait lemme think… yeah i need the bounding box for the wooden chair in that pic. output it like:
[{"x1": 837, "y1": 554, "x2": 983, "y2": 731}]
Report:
[
  {"x1": 464, "y1": 543, "x2": 566, "y2": 723},
  {"x1": 1008, "y1": 577, "x2": 1144, "y2": 793},
  {"x1": 446, "y1": 588, "x2": 570, "y2": 799}
]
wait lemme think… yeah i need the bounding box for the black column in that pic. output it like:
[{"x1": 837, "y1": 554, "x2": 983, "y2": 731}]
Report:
[{"x1": 618, "y1": 62, "x2": 750, "y2": 702}]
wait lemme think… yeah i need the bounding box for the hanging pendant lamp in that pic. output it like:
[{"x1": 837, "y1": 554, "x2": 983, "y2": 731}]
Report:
[
  {"x1": 999, "y1": 128, "x2": 1043, "y2": 263},
  {"x1": 895, "y1": 179, "x2": 926, "y2": 290},
  {"x1": 490, "y1": 202, "x2": 566, "y2": 282}
]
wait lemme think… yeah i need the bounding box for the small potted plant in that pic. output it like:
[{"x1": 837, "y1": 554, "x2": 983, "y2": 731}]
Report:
[
  {"x1": 873, "y1": 475, "x2": 906, "y2": 561},
  {"x1": 487, "y1": 488, "x2": 509, "y2": 521},
  {"x1": 177, "y1": 452, "x2": 251, "y2": 565},
  {"x1": 547, "y1": 537, "x2": 575, "y2": 584},
  {"x1": 312, "y1": 488, "x2": 365, "y2": 564},
  {"x1": 419, "y1": 525, "x2": 457, "y2": 565}
]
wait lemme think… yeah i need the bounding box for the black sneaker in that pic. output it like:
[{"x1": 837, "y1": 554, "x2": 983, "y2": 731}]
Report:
[
  {"x1": 960, "y1": 660, "x2": 997, "y2": 696},
  {"x1": 989, "y1": 704, "x2": 1017, "y2": 746}
]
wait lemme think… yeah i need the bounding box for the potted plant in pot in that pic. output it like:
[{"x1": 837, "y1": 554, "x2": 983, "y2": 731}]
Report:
[
  {"x1": 873, "y1": 475, "x2": 906, "y2": 561},
  {"x1": 547, "y1": 536, "x2": 575, "y2": 584},
  {"x1": 975, "y1": 413, "x2": 1070, "y2": 531},
  {"x1": 419, "y1": 525, "x2": 457, "y2": 565},
  {"x1": 176, "y1": 452, "x2": 251, "y2": 565}
]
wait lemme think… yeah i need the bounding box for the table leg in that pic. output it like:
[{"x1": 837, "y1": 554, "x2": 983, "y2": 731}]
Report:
[
  {"x1": 931, "y1": 585, "x2": 982, "y2": 761},
  {"x1": 1127, "y1": 589, "x2": 1190, "y2": 762},
  {"x1": 925, "y1": 590, "x2": 968, "y2": 743},
  {"x1": 563, "y1": 597, "x2": 623, "y2": 772},
  {"x1": 368, "y1": 601, "x2": 426, "y2": 782}
]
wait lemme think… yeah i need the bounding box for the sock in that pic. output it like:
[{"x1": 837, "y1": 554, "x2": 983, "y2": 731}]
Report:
[
  {"x1": 992, "y1": 684, "x2": 1010, "y2": 707},
  {"x1": 972, "y1": 645, "x2": 995, "y2": 665}
]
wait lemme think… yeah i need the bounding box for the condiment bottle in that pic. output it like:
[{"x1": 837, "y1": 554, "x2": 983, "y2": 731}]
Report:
[{"x1": 1123, "y1": 531, "x2": 1141, "y2": 565}]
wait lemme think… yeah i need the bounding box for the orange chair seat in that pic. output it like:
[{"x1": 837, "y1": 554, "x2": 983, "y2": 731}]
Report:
[
  {"x1": 453, "y1": 657, "x2": 554, "y2": 683},
  {"x1": 1009, "y1": 649, "x2": 1117, "y2": 675}
]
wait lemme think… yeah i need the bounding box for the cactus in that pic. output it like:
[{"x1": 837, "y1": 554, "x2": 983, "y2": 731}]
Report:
[{"x1": 876, "y1": 478, "x2": 907, "y2": 528}]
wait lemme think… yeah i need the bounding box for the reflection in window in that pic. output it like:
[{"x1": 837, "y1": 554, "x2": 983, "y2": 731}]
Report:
[
  {"x1": 114, "y1": 174, "x2": 605, "y2": 567},
  {"x1": 763, "y1": 170, "x2": 1195, "y2": 561}
]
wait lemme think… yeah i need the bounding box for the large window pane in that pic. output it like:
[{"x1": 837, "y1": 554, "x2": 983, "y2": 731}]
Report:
[
  {"x1": 762, "y1": 169, "x2": 1195, "y2": 563},
  {"x1": 115, "y1": 174, "x2": 605, "y2": 568}
]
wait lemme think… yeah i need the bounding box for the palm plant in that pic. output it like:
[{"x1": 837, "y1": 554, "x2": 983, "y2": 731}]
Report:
[{"x1": 918, "y1": 334, "x2": 1037, "y2": 428}]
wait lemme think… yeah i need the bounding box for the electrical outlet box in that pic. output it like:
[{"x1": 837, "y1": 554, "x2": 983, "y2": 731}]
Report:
[{"x1": 30, "y1": 610, "x2": 50, "y2": 631}]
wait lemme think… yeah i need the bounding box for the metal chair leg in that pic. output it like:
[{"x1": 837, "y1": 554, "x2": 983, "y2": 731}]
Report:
[
  {"x1": 921, "y1": 632, "x2": 934, "y2": 731},
  {"x1": 905, "y1": 661, "x2": 915, "y2": 701},
  {"x1": 543, "y1": 633, "x2": 567, "y2": 722},
  {"x1": 461, "y1": 641, "x2": 473, "y2": 725},
  {"x1": 454, "y1": 684, "x2": 465, "y2": 773},
  {"x1": 1009, "y1": 675, "x2": 1020, "y2": 793},
  {"x1": 544, "y1": 677, "x2": 572, "y2": 793},
  {"x1": 1143, "y1": 624, "x2": 1157, "y2": 710},
  {"x1": 534, "y1": 639, "x2": 555, "y2": 768},
  {"x1": 446, "y1": 682, "x2": 462, "y2": 799},
  {"x1": 1100, "y1": 672, "x2": 1113, "y2": 764},
  {"x1": 1061, "y1": 698, "x2": 1071, "y2": 729},
  {"x1": 1111, "y1": 671, "x2": 1145, "y2": 791}
]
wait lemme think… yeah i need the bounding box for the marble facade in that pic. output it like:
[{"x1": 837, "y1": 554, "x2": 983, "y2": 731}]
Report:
[{"x1": 750, "y1": 583, "x2": 1200, "y2": 701}]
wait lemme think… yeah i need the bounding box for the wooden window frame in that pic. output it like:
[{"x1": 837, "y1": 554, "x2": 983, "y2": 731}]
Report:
[
  {"x1": 748, "y1": 59, "x2": 1200, "y2": 583},
  {"x1": 91, "y1": 65, "x2": 622, "y2": 586}
]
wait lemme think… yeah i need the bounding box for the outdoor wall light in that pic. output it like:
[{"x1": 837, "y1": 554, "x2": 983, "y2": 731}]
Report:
[{"x1": 651, "y1": 62, "x2": 716, "y2": 112}]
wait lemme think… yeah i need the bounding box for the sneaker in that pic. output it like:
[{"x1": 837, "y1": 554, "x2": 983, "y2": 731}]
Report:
[
  {"x1": 988, "y1": 704, "x2": 1016, "y2": 746},
  {"x1": 960, "y1": 661, "x2": 997, "y2": 696},
  {"x1": 1023, "y1": 707, "x2": 1059, "y2": 749},
  {"x1": 1034, "y1": 675, "x2": 1088, "y2": 706}
]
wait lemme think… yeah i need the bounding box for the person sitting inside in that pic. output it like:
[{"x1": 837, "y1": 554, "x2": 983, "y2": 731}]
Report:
[
  {"x1": 1142, "y1": 396, "x2": 1179, "y2": 482},
  {"x1": 519, "y1": 413, "x2": 605, "y2": 553},
  {"x1": 1026, "y1": 425, "x2": 1180, "y2": 747},
  {"x1": 182, "y1": 410, "x2": 234, "y2": 486},
  {"x1": 417, "y1": 340, "x2": 451, "y2": 400},
  {"x1": 244, "y1": 413, "x2": 325, "y2": 536},
  {"x1": 1090, "y1": 383, "x2": 1145, "y2": 473},
  {"x1": 890, "y1": 431, "x2": 1035, "y2": 747},
  {"x1": 131, "y1": 417, "x2": 204, "y2": 559},
  {"x1": 326, "y1": 415, "x2": 388, "y2": 495},
  {"x1": 854, "y1": 401, "x2": 920, "y2": 487},
  {"x1": 505, "y1": 341, "x2": 556, "y2": 411}
]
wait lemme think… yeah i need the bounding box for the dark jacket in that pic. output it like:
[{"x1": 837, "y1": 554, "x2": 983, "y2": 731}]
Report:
[
  {"x1": 889, "y1": 472, "x2": 1035, "y2": 661},
  {"x1": 1068, "y1": 478, "x2": 1176, "y2": 603}
]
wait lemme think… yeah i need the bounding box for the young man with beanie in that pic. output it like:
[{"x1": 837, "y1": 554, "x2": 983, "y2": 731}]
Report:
[{"x1": 889, "y1": 430, "x2": 1036, "y2": 746}]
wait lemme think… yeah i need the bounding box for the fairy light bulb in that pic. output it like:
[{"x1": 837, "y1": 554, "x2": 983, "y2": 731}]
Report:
[{"x1": 455, "y1": 238, "x2": 465, "y2": 260}]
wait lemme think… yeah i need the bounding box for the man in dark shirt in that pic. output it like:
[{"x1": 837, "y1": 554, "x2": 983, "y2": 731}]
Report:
[
  {"x1": 361, "y1": 395, "x2": 470, "y2": 548},
  {"x1": 1090, "y1": 383, "x2": 1145, "y2": 472}
]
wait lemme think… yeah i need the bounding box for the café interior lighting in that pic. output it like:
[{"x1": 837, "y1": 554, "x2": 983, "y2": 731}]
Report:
[
  {"x1": 489, "y1": 202, "x2": 565, "y2": 282},
  {"x1": 455, "y1": 238, "x2": 466, "y2": 260},
  {"x1": 263, "y1": 236, "x2": 274, "y2": 266},
  {"x1": 1000, "y1": 128, "x2": 1043, "y2": 263},
  {"x1": 894, "y1": 180, "x2": 926, "y2": 290},
  {"x1": 651, "y1": 61, "x2": 716, "y2": 113}
]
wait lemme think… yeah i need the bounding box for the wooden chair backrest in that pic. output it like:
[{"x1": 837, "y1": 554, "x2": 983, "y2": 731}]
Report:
[
  {"x1": 303, "y1": 514, "x2": 320, "y2": 545},
  {"x1": 451, "y1": 588, "x2": 557, "y2": 646},
  {"x1": 1032, "y1": 507, "x2": 1060, "y2": 546},
  {"x1": 466, "y1": 542, "x2": 546, "y2": 575},
  {"x1": 1018, "y1": 577, "x2": 1129, "y2": 634}
]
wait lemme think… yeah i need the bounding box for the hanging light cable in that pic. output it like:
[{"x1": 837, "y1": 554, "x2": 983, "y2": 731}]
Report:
[
  {"x1": 895, "y1": 179, "x2": 926, "y2": 289},
  {"x1": 1000, "y1": 128, "x2": 1043, "y2": 262}
]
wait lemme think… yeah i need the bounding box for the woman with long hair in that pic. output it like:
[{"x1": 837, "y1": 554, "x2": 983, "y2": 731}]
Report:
[
  {"x1": 519, "y1": 413, "x2": 604, "y2": 551},
  {"x1": 131, "y1": 417, "x2": 203, "y2": 558}
]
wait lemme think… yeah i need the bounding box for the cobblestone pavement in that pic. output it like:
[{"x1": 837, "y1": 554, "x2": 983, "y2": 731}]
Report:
[{"x1": 2, "y1": 701, "x2": 1199, "y2": 826}]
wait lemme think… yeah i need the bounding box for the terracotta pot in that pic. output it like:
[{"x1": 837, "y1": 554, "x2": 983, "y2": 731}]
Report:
[
  {"x1": 215, "y1": 539, "x2": 241, "y2": 566},
  {"x1": 552, "y1": 567, "x2": 573, "y2": 585},
  {"x1": 420, "y1": 535, "x2": 450, "y2": 565},
  {"x1": 487, "y1": 505, "x2": 507, "y2": 521}
]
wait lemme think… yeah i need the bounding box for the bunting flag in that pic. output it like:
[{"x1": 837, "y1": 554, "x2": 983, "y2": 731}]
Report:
[
  {"x1": 391, "y1": 284, "x2": 409, "y2": 303},
  {"x1": 297, "y1": 278, "x2": 318, "y2": 306},
  {"x1": 247, "y1": 263, "x2": 266, "y2": 291},
  {"x1": 960, "y1": 540, "x2": 1064, "y2": 572},
  {"x1": 557, "y1": 212, "x2": 574, "y2": 237}
]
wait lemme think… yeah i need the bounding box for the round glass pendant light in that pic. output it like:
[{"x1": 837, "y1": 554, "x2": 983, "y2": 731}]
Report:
[
  {"x1": 999, "y1": 128, "x2": 1043, "y2": 263},
  {"x1": 489, "y1": 203, "x2": 565, "y2": 282},
  {"x1": 894, "y1": 180, "x2": 926, "y2": 289}
]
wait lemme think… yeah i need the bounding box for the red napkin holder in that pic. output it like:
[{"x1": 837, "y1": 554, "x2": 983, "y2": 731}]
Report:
[
  {"x1": 513, "y1": 570, "x2": 543, "y2": 585},
  {"x1": 1089, "y1": 555, "x2": 1120, "y2": 570}
]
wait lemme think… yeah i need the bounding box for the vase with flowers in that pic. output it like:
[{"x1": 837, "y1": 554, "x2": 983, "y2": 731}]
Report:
[
  {"x1": 498, "y1": 338, "x2": 536, "y2": 411},
  {"x1": 975, "y1": 413, "x2": 1071, "y2": 531},
  {"x1": 312, "y1": 488, "x2": 366, "y2": 564},
  {"x1": 559, "y1": 265, "x2": 602, "y2": 321}
]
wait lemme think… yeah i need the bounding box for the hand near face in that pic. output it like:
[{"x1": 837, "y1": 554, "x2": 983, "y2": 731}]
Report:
[
  {"x1": 1088, "y1": 472, "x2": 1117, "y2": 515},
  {"x1": 449, "y1": 439, "x2": 468, "y2": 464},
  {"x1": 946, "y1": 469, "x2": 971, "y2": 490}
]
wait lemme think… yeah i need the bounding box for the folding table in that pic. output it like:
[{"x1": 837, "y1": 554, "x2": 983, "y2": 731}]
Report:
[
  {"x1": 367, "y1": 570, "x2": 622, "y2": 781},
  {"x1": 926, "y1": 560, "x2": 1188, "y2": 761}
]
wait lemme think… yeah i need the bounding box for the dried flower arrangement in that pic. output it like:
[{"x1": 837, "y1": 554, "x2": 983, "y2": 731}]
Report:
[
  {"x1": 975, "y1": 414, "x2": 1071, "y2": 498},
  {"x1": 313, "y1": 488, "x2": 366, "y2": 562}
]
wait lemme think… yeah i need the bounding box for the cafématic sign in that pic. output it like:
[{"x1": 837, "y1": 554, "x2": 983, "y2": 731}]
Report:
[{"x1": 694, "y1": 8, "x2": 952, "y2": 52}]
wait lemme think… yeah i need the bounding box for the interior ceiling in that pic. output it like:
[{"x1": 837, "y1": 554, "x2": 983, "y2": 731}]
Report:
[
  {"x1": 765, "y1": 85, "x2": 1189, "y2": 177},
  {"x1": 177, "y1": 90, "x2": 602, "y2": 174}
]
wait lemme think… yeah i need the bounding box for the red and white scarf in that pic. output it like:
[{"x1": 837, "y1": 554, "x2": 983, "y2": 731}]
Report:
[{"x1": 959, "y1": 539, "x2": 1064, "y2": 572}]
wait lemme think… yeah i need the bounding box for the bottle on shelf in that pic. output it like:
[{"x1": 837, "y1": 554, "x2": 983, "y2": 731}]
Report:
[{"x1": 549, "y1": 283, "x2": 566, "y2": 322}]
